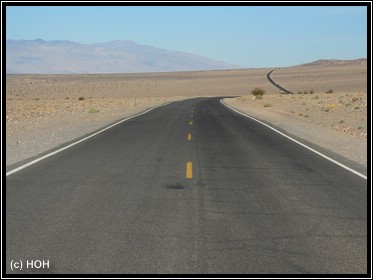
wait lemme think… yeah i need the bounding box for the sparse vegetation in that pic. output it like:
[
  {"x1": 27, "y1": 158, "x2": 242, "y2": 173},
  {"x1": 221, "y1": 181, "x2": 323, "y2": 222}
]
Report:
[
  {"x1": 4, "y1": 66, "x2": 366, "y2": 150},
  {"x1": 323, "y1": 102, "x2": 338, "y2": 112},
  {"x1": 251, "y1": 88, "x2": 265, "y2": 97},
  {"x1": 88, "y1": 108, "x2": 100, "y2": 113},
  {"x1": 297, "y1": 90, "x2": 314, "y2": 95}
]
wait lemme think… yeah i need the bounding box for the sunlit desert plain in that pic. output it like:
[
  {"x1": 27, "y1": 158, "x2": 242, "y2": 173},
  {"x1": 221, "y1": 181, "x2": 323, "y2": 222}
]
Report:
[{"x1": 6, "y1": 59, "x2": 367, "y2": 168}]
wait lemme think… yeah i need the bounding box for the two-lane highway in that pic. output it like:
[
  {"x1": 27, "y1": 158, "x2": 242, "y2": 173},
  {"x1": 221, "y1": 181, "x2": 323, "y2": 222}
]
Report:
[
  {"x1": 6, "y1": 98, "x2": 367, "y2": 274},
  {"x1": 266, "y1": 69, "x2": 294, "y2": 94}
]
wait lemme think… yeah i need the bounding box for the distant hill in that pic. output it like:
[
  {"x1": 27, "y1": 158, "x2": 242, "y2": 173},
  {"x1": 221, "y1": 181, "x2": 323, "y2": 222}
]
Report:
[
  {"x1": 6, "y1": 39, "x2": 240, "y2": 74},
  {"x1": 298, "y1": 58, "x2": 367, "y2": 67}
]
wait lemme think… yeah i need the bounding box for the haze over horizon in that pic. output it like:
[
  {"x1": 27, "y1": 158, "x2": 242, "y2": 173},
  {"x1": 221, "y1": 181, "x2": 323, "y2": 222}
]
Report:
[
  {"x1": 6, "y1": 5, "x2": 367, "y2": 69},
  {"x1": 6, "y1": 38, "x2": 241, "y2": 74}
]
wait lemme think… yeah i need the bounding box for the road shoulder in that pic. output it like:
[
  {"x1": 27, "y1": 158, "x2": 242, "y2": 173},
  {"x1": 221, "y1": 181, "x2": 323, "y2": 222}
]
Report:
[
  {"x1": 222, "y1": 94, "x2": 367, "y2": 172},
  {"x1": 6, "y1": 98, "x2": 182, "y2": 168}
]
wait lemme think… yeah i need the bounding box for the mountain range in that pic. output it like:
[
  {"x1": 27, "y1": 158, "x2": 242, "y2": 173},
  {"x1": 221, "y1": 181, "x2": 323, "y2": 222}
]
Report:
[{"x1": 6, "y1": 39, "x2": 240, "y2": 74}]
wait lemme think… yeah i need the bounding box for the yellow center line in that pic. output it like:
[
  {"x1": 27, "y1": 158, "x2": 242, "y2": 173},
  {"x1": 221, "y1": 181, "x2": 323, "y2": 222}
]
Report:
[
  {"x1": 188, "y1": 133, "x2": 192, "y2": 141},
  {"x1": 186, "y1": 161, "x2": 193, "y2": 179},
  {"x1": 189, "y1": 121, "x2": 193, "y2": 125}
]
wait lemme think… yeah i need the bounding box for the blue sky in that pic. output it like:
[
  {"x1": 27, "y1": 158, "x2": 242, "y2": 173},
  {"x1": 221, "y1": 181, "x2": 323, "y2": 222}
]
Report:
[{"x1": 6, "y1": 5, "x2": 367, "y2": 68}]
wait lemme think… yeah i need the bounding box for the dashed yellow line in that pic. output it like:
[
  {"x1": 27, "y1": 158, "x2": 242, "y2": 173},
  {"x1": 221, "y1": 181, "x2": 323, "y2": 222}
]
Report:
[
  {"x1": 186, "y1": 108, "x2": 195, "y2": 179},
  {"x1": 186, "y1": 161, "x2": 193, "y2": 179}
]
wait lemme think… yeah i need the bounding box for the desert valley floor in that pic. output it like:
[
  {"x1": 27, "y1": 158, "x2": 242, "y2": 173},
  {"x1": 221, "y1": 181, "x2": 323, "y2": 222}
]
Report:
[{"x1": 6, "y1": 60, "x2": 367, "y2": 170}]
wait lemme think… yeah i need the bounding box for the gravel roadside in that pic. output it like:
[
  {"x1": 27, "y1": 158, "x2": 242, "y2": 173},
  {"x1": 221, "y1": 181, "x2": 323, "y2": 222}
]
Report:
[
  {"x1": 6, "y1": 97, "x2": 182, "y2": 167},
  {"x1": 223, "y1": 93, "x2": 367, "y2": 170}
]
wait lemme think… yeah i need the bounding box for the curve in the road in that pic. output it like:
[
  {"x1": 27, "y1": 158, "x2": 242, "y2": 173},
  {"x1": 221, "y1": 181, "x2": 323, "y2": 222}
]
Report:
[{"x1": 266, "y1": 68, "x2": 294, "y2": 94}]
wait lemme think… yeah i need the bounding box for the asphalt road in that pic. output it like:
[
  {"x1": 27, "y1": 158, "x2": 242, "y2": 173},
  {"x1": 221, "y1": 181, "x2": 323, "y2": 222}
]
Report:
[
  {"x1": 266, "y1": 69, "x2": 294, "y2": 94},
  {"x1": 6, "y1": 98, "x2": 367, "y2": 274}
]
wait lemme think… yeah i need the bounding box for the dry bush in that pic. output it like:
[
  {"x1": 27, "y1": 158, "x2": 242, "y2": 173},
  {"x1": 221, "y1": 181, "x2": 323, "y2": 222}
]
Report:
[{"x1": 251, "y1": 88, "x2": 265, "y2": 97}]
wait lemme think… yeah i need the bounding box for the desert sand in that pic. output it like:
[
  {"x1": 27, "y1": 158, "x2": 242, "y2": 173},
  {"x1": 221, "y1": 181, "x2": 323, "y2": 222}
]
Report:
[
  {"x1": 224, "y1": 62, "x2": 367, "y2": 168},
  {"x1": 6, "y1": 62, "x2": 367, "y2": 170}
]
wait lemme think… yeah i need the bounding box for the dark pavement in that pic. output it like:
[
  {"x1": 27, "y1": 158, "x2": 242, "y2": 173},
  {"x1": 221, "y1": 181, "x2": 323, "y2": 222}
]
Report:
[{"x1": 6, "y1": 97, "x2": 367, "y2": 274}]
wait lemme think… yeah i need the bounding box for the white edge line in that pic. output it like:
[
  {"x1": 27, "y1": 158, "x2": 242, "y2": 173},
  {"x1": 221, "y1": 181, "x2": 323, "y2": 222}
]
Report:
[
  {"x1": 6, "y1": 101, "x2": 173, "y2": 177},
  {"x1": 220, "y1": 99, "x2": 367, "y2": 180}
]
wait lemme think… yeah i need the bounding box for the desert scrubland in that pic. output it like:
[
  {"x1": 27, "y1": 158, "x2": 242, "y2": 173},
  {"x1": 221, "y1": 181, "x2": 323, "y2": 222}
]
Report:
[
  {"x1": 225, "y1": 61, "x2": 367, "y2": 168},
  {"x1": 6, "y1": 61, "x2": 367, "y2": 168}
]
